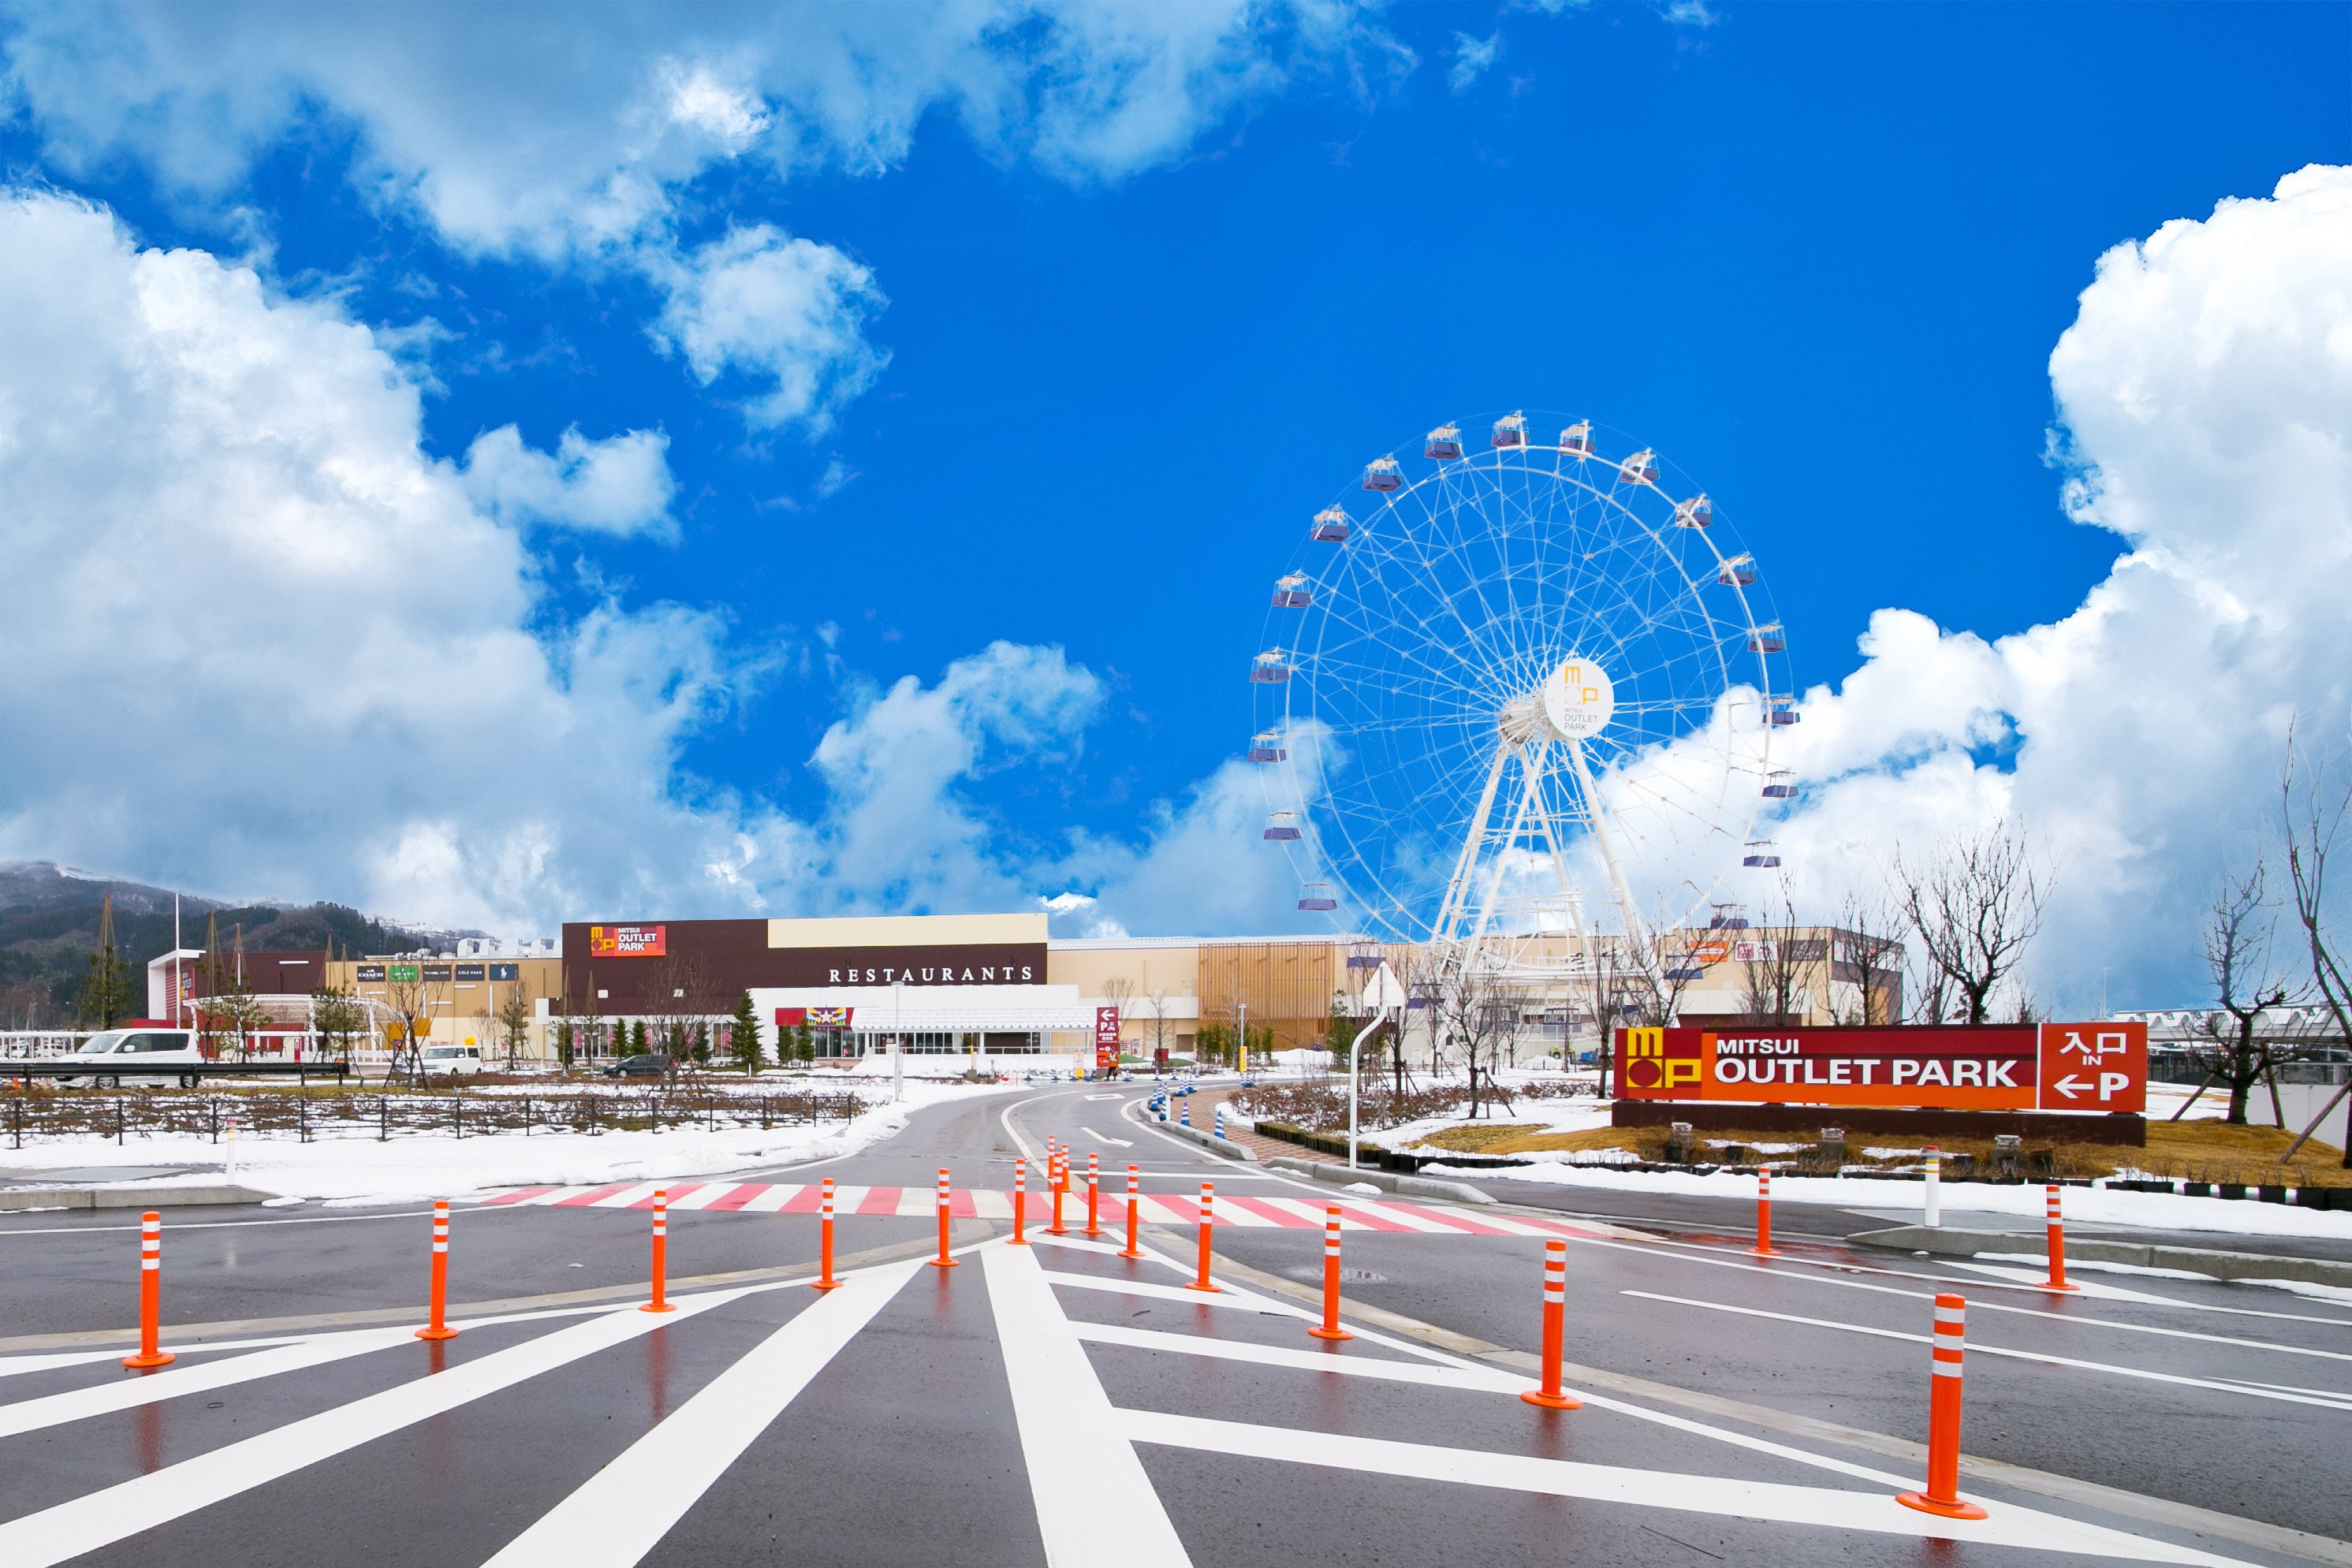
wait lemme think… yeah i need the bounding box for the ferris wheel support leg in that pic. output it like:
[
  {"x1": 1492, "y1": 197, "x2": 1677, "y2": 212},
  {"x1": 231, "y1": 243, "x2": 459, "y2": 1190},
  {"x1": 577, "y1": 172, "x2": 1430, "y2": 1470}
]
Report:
[
  {"x1": 1437, "y1": 744, "x2": 1514, "y2": 943},
  {"x1": 1565, "y1": 738, "x2": 1664, "y2": 994},
  {"x1": 1519, "y1": 743, "x2": 1609, "y2": 1040},
  {"x1": 1467, "y1": 773, "x2": 1538, "y2": 948}
]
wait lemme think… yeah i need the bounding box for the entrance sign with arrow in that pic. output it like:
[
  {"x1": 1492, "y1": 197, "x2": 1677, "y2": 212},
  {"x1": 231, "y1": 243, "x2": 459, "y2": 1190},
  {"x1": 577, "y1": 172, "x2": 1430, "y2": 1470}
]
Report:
[{"x1": 1615, "y1": 1022, "x2": 2147, "y2": 1114}]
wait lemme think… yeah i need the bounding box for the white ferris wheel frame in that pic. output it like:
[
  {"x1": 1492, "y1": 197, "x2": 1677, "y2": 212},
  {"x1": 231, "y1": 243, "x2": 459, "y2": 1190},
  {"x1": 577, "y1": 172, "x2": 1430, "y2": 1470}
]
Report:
[{"x1": 1255, "y1": 417, "x2": 1790, "y2": 994}]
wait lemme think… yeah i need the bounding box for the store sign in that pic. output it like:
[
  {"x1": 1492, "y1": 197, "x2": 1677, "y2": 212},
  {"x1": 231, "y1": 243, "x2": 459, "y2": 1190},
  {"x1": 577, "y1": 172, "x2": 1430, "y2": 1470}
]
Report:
[
  {"x1": 589, "y1": 924, "x2": 667, "y2": 957},
  {"x1": 454, "y1": 963, "x2": 486, "y2": 982},
  {"x1": 356, "y1": 964, "x2": 387, "y2": 982},
  {"x1": 489, "y1": 963, "x2": 519, "y2": 981},
  {"x1": 388, "y1": 963, "x2": 420, "y2": 983},
  {"x1": 1094, "y1": 1006, "x2": 1122, "y2": 1070},
  {"x1": 1613, "y1": 1022, "x2": 2147, "y2": 1113},
  {"x1": 422, "y1": 965, "x2": 453, "y2": 982},
  {"x1": 806, "y1": 1007, "x2": 854, "y2": 1028}
]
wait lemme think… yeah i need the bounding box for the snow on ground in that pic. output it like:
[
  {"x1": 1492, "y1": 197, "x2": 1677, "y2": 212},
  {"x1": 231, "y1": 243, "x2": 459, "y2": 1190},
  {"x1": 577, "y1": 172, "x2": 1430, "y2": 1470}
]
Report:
[
  {"x1": 0, "y1": 1079, "x2": 1020, "y2": 1205},
  {"x1": 1432, "y1": 1160, "x2": 2352, "y2": 1241}
]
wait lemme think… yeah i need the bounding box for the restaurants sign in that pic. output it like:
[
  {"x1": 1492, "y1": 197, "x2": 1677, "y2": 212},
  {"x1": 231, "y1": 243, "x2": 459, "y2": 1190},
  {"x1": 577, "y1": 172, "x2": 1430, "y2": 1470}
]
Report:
[{"x1": 1613, "y1": 1023, "x2": 2147, "y2": 1114}]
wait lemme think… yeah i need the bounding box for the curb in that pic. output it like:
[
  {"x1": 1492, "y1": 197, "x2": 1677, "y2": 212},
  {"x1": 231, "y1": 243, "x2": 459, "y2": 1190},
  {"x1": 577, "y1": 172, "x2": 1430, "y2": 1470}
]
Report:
[
  {"x1": 1849, "y1": 1224, "x2": 2352, "y2": 1288},
  {"x1": 1265, "y1": 1156, "x2": 1495, "y2": 1205},
  {"x1": 0, "y1": 1183, "x2": 273, "y2": 1212},
  {"x1": 1151, "y1": 1118, "x2": 1258, "y2": 1162}
]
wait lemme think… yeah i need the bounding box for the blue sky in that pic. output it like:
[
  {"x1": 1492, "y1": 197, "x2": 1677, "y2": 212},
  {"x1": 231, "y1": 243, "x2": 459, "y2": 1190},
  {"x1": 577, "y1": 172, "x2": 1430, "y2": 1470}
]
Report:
[{"x1": 0, "y1": 2, "x2": 2346, "y2": 1007}]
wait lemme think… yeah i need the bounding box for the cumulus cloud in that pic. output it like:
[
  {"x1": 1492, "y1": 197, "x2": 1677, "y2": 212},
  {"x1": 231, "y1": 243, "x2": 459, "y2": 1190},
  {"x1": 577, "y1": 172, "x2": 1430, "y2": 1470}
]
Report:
[
  {"x1": 644, "y1": 225, "x2": 889, "y2": 432},
  {"x1": 460, "y1": 425, "x2": 677, "y2": 538},
  {"x1": 1761, "y1": 166, "x2": 2352, "y2": 1007},
  {"x1": 0, "y1": 187, "x2": 1168, "y2": 937}
]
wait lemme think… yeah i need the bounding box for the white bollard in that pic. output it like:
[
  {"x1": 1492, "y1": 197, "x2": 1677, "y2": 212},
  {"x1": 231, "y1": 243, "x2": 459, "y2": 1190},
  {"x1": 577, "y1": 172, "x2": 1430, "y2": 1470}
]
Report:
[
  {"x1": 1923, "y1": 1145, "x2": 1941, "y2": 1228},
  {"x1": 224, "y1": 1113, "x2": 240, "y2": 1185}
]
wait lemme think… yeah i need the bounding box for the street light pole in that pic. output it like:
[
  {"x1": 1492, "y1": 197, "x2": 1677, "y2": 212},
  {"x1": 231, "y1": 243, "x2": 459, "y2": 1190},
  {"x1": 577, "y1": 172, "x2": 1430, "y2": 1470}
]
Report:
[{"x1": 1347, "y1": 1007, "x2": 1390, "y2": 1171}]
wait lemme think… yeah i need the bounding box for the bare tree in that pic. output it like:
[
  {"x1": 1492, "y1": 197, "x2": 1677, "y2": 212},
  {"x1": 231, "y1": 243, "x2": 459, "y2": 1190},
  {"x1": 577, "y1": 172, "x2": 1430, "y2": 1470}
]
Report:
[
  {"x1": 379, "y1": 965, "x2": 445, "y2": 1083},
  {"x1": 1608, "y1": 930, "x2": 1698, "y2": 1034},
  {"x1": 495, "y1": 978, "x2": 535, "y2": 1071},
  {"x1": 1739, "y1": 877, "x2": 1808, "y2": 1026},
  {"x1": 1141, "y1": 988, "x2": 1172, "y2": 1071},
  {"x1": 1832, "y1": 893, "x2": 1906, "y2": 1025},
  {"x1": 2189, "y1": 857, "x2": 2301, "y2": 1125},
  {"x1": 311, "y1": 983, "x2": 366, "y2": 1061},
  {"x1": 1892, "y1": 817, "x2": 2052, "y2": 1026},
  {"x1": 1432, "y1": 945, "x2": 1523, "y2": 1119},
  {"x1": 2281, "y1": 734, "x2": 2352, "y2": 1167}
]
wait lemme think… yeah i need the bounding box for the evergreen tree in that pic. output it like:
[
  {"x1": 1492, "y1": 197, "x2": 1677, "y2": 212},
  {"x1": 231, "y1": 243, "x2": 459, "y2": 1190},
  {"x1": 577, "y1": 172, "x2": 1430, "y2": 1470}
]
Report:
[
  {"x1": 630, "y1": 1019, "x2": 647, "y2": 1055},
  {"x1": 76, "y1": 895, "x2": 135, "y2": 1028},
  {"x1": 729, "y1": 991, "x2": 763, "y2": 1072}
]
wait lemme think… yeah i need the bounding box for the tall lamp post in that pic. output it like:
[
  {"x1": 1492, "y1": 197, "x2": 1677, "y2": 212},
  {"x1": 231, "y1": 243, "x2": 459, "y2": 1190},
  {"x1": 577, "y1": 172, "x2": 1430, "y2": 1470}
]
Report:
[{"x1": 1347, "y1": 962, "x2": 1407, "y2": 1171}]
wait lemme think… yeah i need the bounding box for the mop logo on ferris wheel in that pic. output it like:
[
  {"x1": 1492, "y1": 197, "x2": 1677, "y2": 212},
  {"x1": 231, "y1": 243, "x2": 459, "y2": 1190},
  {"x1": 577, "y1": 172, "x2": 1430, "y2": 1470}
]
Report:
[{"x1": 1540, "y1": 654, "x2": 1616, "y2": 739}]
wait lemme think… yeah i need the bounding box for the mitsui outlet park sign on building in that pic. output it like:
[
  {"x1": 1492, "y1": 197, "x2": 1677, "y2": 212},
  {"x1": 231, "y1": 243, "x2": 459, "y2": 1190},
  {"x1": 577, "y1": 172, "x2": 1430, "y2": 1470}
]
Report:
[{"x1": 1612, "y1": 1023, "x2": 2149, "y2": 1114}]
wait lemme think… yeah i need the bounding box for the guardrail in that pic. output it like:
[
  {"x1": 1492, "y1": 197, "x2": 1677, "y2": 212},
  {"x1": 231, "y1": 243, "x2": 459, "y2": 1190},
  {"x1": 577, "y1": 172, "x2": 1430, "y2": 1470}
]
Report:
[
  {"x1": 1, "y1": 1087, "x2": 865, "y2": 1148},
  {"x1": 2, "y1": 1061, "x2": 351, "y2": 1087}
]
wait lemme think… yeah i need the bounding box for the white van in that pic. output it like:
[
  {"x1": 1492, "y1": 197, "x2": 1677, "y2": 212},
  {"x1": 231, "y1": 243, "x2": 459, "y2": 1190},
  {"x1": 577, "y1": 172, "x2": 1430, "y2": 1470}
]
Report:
[
  {"x1": 62, "y1": 1028, "x2": 208, "y2": 1087},
  {"x1": 419, "y1": 1044, "x2": 486, "y2": 1076}
]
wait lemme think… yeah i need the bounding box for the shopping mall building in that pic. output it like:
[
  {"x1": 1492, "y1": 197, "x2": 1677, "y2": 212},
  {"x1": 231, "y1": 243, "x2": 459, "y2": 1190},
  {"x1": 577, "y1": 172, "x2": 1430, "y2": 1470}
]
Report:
[{"x1": 149, "y1": 910, "x2": 1899, "y2": 1068}]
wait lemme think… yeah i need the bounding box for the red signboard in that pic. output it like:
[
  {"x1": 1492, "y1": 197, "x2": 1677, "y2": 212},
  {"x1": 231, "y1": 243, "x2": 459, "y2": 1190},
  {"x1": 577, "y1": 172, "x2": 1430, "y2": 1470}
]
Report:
[
  {"x1": 588, "y1": 924, "x2": 666, "y2": 958},
  {"x1": 1614, "y1": 1022, "x2": 2145, "y2": 1114},
  {"x1": 1094, "y1": 1006, "x2": 1123, "y2": 1071}
]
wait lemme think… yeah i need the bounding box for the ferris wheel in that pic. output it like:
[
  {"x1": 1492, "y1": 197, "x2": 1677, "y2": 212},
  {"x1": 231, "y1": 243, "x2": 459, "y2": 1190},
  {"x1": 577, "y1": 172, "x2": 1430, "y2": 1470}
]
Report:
[{"x1": 1251, "y1": 411, "x2": 1795, "y2": 978}]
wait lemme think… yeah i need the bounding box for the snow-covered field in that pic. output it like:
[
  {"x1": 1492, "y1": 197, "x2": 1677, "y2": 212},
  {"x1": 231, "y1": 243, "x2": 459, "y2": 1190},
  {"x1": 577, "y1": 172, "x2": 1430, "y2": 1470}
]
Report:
[
  {"x1": 0, "y1": 1078, "x2": 1019, "y2": 1205},
  {"x1": 1432, "y1": 1160, "x2": 2352, "y2": 1241}
]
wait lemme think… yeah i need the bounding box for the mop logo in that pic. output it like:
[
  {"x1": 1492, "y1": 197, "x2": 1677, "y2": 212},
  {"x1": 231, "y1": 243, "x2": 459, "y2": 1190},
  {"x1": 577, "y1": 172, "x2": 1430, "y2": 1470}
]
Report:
[{"x1": 1617, "y1": 1027, "x2": 1702, "y2": 1092}]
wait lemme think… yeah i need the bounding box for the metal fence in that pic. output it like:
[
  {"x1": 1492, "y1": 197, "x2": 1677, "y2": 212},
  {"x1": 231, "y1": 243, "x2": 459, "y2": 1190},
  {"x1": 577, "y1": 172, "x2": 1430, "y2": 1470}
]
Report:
[{"x1": 2, "y1": 1087, "x2": 866, "y2": 1148}]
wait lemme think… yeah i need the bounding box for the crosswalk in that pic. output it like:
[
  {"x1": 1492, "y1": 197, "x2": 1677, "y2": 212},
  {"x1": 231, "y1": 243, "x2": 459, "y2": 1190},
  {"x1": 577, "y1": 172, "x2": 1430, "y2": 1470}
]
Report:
[
  {"x1": 0, "y1": 1231, "x2": 2261, "y2": 1566},
  {"x1": 472, "y1": 1181, "x2": 1605, "y2": 1235}
]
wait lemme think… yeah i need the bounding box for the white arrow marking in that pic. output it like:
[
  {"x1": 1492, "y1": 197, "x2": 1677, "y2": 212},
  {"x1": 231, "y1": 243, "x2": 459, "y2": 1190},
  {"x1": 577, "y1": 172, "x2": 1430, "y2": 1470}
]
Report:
[
  {"x1": 2052, "y1": 1075, "x2": 2089, "y2": 1098},
  {"x1": 1080, "y1": 1127, "x2": 1134, "y2": 1146}
]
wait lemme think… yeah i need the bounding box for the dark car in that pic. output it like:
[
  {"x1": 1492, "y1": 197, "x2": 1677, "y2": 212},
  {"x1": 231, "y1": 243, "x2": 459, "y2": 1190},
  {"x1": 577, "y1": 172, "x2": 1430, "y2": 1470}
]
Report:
[{"x1": 602, "y1": 1052, "x2": 673, "y2": 1078}]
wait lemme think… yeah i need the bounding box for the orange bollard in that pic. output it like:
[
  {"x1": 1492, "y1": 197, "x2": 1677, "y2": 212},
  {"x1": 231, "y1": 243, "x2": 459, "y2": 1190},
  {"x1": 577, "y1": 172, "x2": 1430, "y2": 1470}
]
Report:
[
  {"x1": 932, "y1": 1167, "x2": 959, "y2": 1268},
  {"x1": 642, "y1": 1189, "x2": 676, "y2": 1313},
  {"x1": 1049, "y1": 1152, "x2": 1068, "y2": 1235},
  {"x1": 1119, "y1": 1163, "x2": 1145, "y2": 1259},
  {"x1": 122, "y1": 1211, "x2": 174, "y2": 1369},
  {"x1": 1896, "y1": 1293, "x2": 1989, "y2": 1518},
  {"x1": 813, "y1": 1177, "x2": 841, "y2": 1291},
  {"x1": 416, "y1": 1199, "x2": 458, "y2": 1340},
  {"x1": 1186, "y1": 1181, "x2": 1219, "y2": 1293},
  {"x1": 1308, "y1": 1205, "x2": 1352, "y2": 1342},
  {"x1": 1751, "y1": 1165, "x2": 1780, "y2": 1257},
  {"x1": 1010, "y1": 1158, "x2": 1028, "y2": 1246},
  {"x1": 2041, "y1": 1184, "x2": 2078, "y2": 1292},
  {"x1": 1085, "y1": 1153, "x2": 1102, "y2": 1236},
  {"x1": 1520, "y1": 1238, "x2": 1581, "y2": 1410}
]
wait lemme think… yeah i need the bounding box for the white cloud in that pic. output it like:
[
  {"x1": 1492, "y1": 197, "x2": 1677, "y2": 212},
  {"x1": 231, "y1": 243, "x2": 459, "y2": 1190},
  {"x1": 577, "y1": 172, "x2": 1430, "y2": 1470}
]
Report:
[
  {"x1": 644, "y1": 225, "x2": 889, "y2": 432},
  {"x1": 460, "y1": 425, "x2": 677, "y2": 538},
  {"x1": 1448, "y1": 32, "x2": 1501, "y2": 93},
  {"x1": 0, "y1": 4, "x2": 1401, "y2": 255},
  {"x1": 1761, "y1": 166, "x2": 2352, "y2": 1008}
]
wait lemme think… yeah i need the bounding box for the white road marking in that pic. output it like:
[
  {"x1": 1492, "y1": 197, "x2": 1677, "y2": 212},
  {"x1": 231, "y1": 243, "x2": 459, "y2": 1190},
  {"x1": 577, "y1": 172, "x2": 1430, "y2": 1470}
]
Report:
[
  {"x1": 1625, "y1": 1291, "x2": 2352, "y2": 1411},
  {"x1": 1120, "y1": 1412, "x2": 2249, "y2": 1566},
  {"x1": 736, "y1": 1184, "x2": 799, "y2": 1213},
  {"x1": 0, "y1": 1288, "x2": 749, "y2": 1567},
  {"x1": 476, "y1": 1261, "x2": 923, "y2": 1567},
  {"x1": 664, "y1": 1185, "x2": 743, "y2": 1212},
  {"x1": 1079, "y1": 1127, "x2": 1133, "y2": 1145},
  {"x1": 1083, "y1": 1093, "x2": 1123, "y2": 1101},
  {"x1": 984, "y1": 1242, "x2": 1193, "y2": 1566},
  {"x1": 587, "y1": 1183, "x2": 666, "y2": 1209},
  {"x1": 1040, "y1": 1270, "x2": 1314, "y2": 1318},
  {"x1": 1072, "y1": 1321, "x2": 1527, "y2": 1393},
  {"x1": 0, "y1": 1325, "x2": 420, "y2": 1439}
]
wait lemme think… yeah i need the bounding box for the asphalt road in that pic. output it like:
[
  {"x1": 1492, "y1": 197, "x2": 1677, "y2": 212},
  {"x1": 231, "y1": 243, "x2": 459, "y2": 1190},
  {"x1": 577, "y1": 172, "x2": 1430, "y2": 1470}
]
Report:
[{"x1": 2, "y1": 1084, "x2": 2347, "y2": 1567}]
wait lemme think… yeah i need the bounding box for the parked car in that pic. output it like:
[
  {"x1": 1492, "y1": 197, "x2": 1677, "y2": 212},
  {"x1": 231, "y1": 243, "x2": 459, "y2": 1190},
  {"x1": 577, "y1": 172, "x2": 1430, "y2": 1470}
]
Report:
[
  {"x1": 58, "y1": 1028, "x2": 207, "y2": 1087},
  {"x1": 602, "y1": 1052, "x2": 673, "y2": 1079},
  {"x1": 418, "y1": 1044, "x2": 486, "y2": 1077}
]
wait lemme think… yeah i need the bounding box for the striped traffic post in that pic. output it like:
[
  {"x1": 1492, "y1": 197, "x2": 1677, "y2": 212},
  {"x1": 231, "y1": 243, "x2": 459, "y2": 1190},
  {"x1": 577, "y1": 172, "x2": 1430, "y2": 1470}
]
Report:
[
  {"x1": 813, "y1": 1177, "x2": 842, "y2": 1291},
  {"x1": 1011, "y1": 1158, "x2": 1028, "y2": 1246},
  {"x1": 1519, "y1": 1238, "x2": 1580, "y2": 1410},
  {"x1": 1085, "y1": 1152, "x2": 1102, "y2": 1236},
  {"x1": 1119, "y1": 1163, "x2": 1145, "y2": 1259},
  {"x1": 121, "y1": 1212, "x2": 174, "y2": 1369},
  {"x1": 2041, "y1": 1185, "x2": 2078, "y2": 1292},
  {"x1": 1308, "y1": 1205, "x2": 1352, "y2": 1342},
  {"x1": 932, "y1": 1168, "x2": 959, "y2": 1269},
  {"x1": 1185, "y1": 1181, "x2": 1218, "y2": 1293},
  {"x1": 416, "y1": 1199, "x2": 458, "y2": 1340},
  {"x1": 1049, "y1": 1149, "x2": 1068, "y2": 1235},
  {"x1": 1751, "y1": 1166, "x2": 1779, "y2": 1257},
  {"x1": 1895, "y1": 1294, "x2": 1989, "y2": 1519},
  {"x1": 1923, "y1": 1145, "x2": 1943, "y2": 1228},
  {"x1": 642, "y1": 1189, "x2": 676, "y2": 1313},
  {"x1": 1214, "y1": 1104, "x2": 1228, "y2": 1139}
]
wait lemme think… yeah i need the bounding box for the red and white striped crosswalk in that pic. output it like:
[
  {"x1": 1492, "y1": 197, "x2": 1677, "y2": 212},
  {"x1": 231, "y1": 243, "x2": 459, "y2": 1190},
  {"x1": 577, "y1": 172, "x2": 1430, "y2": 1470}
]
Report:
[{"x1": 471, "y1": 1182, "x2": 1607, "y2": 1237}]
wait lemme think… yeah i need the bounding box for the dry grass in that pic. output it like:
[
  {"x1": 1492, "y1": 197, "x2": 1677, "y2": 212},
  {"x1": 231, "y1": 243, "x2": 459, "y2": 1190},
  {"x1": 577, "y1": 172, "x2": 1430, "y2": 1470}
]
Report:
[{"x1": 1418, "y1": 1117, "x2": 2352, "y2": 1186}]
